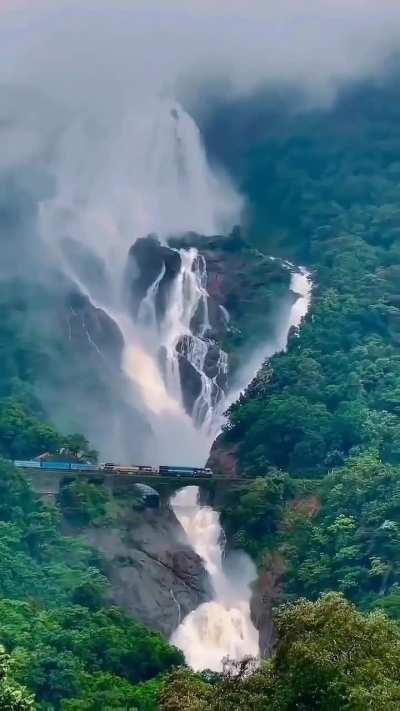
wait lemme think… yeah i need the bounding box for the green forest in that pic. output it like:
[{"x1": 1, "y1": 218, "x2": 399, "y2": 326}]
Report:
[{"x1": 217, "y1": 78, "x2": 400, "y2": 612}]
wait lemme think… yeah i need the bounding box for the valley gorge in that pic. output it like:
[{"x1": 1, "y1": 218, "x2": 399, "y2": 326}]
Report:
[
  {"x1": 0, "y1": 96, "x2": 314, "y2": 672},
  {"x1": 4, "y1": 3, "x2": 400, "y2": 707},
  {"x1": 46, "y1": 241, "x2": 312, "y2": 670}
]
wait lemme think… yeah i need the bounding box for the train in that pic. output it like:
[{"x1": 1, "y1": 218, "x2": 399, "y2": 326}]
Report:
[
  {"x1": 13, "y1": 460, "x2": 213, "y2": 478},
  {"x1": 14, "y1": 460, "x2": 98, "y2": 472}
]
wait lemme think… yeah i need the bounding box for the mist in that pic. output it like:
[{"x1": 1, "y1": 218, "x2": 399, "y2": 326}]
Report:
[
  {"x1": 2, "y1": 0, "x2": 400, "y2": 114},
  {"x1": 2, "y1": 0, "x2": 400, "y2": 463}
]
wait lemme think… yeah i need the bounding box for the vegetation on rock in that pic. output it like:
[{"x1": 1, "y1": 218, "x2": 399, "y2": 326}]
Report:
[{"x1": 0, "y1": 460, "x2": 182, "y2": 708}]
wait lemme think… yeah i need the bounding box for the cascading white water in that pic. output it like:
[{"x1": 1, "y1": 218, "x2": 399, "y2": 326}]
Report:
[
  {"x1": 170, "y1": 486, "x2": 259, "y2": 671},
  {"x1": 169, "y1": 269, "x2": 312, "y2": 671},
  {"x1": 39, "y1": 99, "x2": 240, "y2": 463},
  {"x1": 156, "y1": 248, "x2": 216, "y2": 412},
  {"x1": 37, "y1": 88, "x2": 313, "y2": 671},
  {"x1": 226, "y1": 266, "x2": 312, "y2": 408},
  {"x1": 132, "y1": 244, "x2": 228, "y2": 431}
]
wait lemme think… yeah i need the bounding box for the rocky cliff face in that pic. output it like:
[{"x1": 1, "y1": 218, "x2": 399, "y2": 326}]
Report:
[
  {"x1": 125, "y1": 236, "x2": 182, "y2": 321},
  {"x1": 2, "y1": 273, "x2": 151, "y2": 462},
  {"x1": 170, "y1": 229, "x2": 291, "y2": 360},
  {"x1": 75, "y1": 503, "x2": 211, "y2": 638},
  {"x1": 124, "y1": 228, "x2": 291, "y2": 421},
  {"x1": 249, "y1": 553, "x2": 285, "y2": 658}
]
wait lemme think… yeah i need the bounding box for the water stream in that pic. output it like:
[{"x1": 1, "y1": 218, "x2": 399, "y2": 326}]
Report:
[
  {"x1": 170, "y1": 486, "x2": 259, "y2": 671},
  {"x1": 38, "y1": 94, "x2": 312, "y2": 669},
  {"x1": 39, "y1": 99, "x2": 238, "y2": 464},
  {"x1": 169, "y1": 269, "x2": 312, "y2": 671}
]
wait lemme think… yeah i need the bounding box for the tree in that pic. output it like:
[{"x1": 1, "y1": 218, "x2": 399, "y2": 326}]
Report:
[
  {"x1": 160, "y1": 595, "x2": 400, "y2": 710},
  {"x1": 0, "y1": 646, "x2": 34, "y2": 711},
  {"x1": 270, "y1": 593, "x2": 400, "y2": 709}
]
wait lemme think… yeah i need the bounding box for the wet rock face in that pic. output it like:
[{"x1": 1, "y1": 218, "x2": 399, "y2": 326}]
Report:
[
  {"x1": 250, "y1": 554, "x2": 285, "y2": 659},
  {"x1": 125, "y1": 236, "x2": 182, "y2": 322},
  {"x1": 65, "y1": 290, "x2": 124, "y2": 365},
  {"x1": 207, "y1": 436, "x2": 240, "y2": 478},
  {"x1": 15, "y1": 273, "x2": 152, "y2": 463},
  {"x1": 176, "y1": 344, "x2": 203, "y2": 415},
  {"x1": 83, "y1": 508, "x2": 211, "y2": 638}
]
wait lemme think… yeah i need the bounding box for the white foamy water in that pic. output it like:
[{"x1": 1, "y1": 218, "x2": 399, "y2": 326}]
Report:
[
  {"x1": 226, "y1": 266, "x2": 312, "y2": 408},
  {"x1": 169, "y1": 270, "x2": 312, "y2": 671},
  {"x1": 170, "y1": 486, "x2": 259, "y2": 671},
  {"x1": 38, "y1": 99, "x2": 239, "y2": 463}
]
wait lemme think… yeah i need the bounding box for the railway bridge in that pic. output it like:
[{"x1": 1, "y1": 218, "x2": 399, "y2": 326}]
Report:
[{"x1": 21, "y1": 467, "x2": 250, "y2": 508}]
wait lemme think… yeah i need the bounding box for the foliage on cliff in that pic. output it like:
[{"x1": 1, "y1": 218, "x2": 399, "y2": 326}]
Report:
[
  {"x1": 0, "y1": 285, "x2": 98, "y2": 460},
  {"x1": 0, "y1": 645, "x2": 34, "y2": 710},
  {"x1": 160, "y1": 593, "x2": 400, "y2": 710},
  {"x1": 222, "y1": 79, "x2": 400, "y2": 477},
  {"x1": 0, "y1": 460, "x2": 182, "y2": 708},
  {"x1": 212, "y1": 77, "x2": 400, "y2": 629},
  {"x1": 222, "y1": 454, "x2": 400, "y2": 615}
]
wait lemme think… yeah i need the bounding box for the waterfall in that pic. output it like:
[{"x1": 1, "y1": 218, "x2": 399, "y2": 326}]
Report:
[
  {"x1": 226, "y1": 267, "x2": 312, "y2": 407},
  {"x1": 157, "y1": 247, "x2": 217, "y2": 415},
  {"x1": 170, "y1": 486, "x2": 259, "y2": 671},
  {"x1": 131, "y1": 243, "x2": 228, "y2": 433},
  {"x1": 169, "y1": 268, "x2": 312, "y2": 671},
  {"x1": 35, "y1": 88, "x2": 313, "y2": 671},
  {"x1": 38, "y1": 99, "x2": 240, "y2": 463}
]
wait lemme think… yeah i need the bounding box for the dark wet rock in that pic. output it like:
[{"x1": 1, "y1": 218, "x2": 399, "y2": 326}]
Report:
[
  {"x1": 177, "y1": 345, "x2": 203, "y2": 416},
  {"x1": 175, "y1": 335, "x2": 227, "y2": 417},
  {"x1": 65, "y1": 290, "x2": 124, "y2": 365},
  {"x1": 83, "y1": 507, "x2": 211, "y2": 638},
  {"x1": 126, "y1": 236, "x2": 181, "y2": 322},
  {"x1": 204, "y1": 343, "x2": 226, "y2": 384},
  {"x1": 61, "y1": 237, "x2": 109, "y2": 303},
  {"x1": 250, "y1": 554, "x2": 285, "y2": 658},
  {"x1": 207, "y1": 436, "x2": 240, "y2": 478}
]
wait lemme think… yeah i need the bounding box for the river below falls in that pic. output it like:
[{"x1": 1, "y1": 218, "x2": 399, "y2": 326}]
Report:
[{"x1": 170, "y1": 486, "x2": 259, "y2": 671}]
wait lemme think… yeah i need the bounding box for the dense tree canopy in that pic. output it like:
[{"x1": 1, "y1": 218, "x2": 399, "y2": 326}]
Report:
[
  {"x1": 0, "y1": 460, "x2": 182, "y2": 708},
  {"x1": 160, "y1": 594, "x2": 400, "y2": 710},
  {"x1": 222, "y1": 80, "x2": 400, "y2": 477}
]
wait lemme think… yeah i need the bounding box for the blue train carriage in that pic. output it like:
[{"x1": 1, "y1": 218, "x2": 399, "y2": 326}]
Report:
[
  {"x1": 14, "y1": 460, "x2": 98, "y2": 472},
  {"x1": 14, "y1": 460, "x2": 41, "y2": 469},
  {"x1": 70, "y1": 463, "x2": 99, "y2": 471},
  {"x1": 159, "y1": 465, "x2": 212, "y2": 478},
  {"x1": 41, "y1": 461, "x2": 72, "y2": 470}
]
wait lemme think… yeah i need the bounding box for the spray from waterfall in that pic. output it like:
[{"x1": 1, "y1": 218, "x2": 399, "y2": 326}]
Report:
[
  {"x1": 38, "y1": 99, "x2": 240, "y2": 462},
  {"x1": 170, "y1": 486, "x2": 259, "y2": 671}
]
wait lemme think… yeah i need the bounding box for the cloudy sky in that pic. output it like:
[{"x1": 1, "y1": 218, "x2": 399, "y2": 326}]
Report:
[{"x1": 1, "y1": 0, "x2": 400, "y2": 114}]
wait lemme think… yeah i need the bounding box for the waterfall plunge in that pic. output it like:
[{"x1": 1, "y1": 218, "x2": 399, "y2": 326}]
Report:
[
  {"x1": 170, "y1": 486, "x2": 259, "y2": 671},
  {"x1": 38, "y1": 95, "x2": 313, "y2": 670},
  {"x1": 39, "y1": 99, "x2": 239, "y2": 463},
  {"x1": 169, "y1": 270, "x2": 312, "y2": 672}
]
